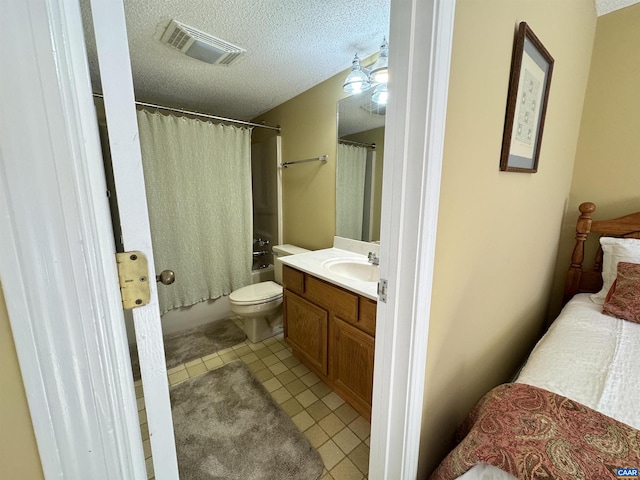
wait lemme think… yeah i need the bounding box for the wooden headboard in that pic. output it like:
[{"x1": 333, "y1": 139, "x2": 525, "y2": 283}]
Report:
[{"x1": 563, "y1": 202, "x2": 640, "y2": 303}]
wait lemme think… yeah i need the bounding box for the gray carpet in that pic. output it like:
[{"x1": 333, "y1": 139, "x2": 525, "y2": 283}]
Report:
[
  {"x1": 170, "y1": 361, "x2": 324, "y2": 480},
  {"x1": 130, "y1": 317, "x2": 247, "y2": 380}
]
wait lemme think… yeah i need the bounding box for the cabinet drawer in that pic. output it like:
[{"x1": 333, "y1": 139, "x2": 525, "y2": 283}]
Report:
[
  {"x1": 283, "y1": 265, "x2": 304, "y2": 295},
  {"x1": 305, "y1": 275, "x2": 358, "y2": 323},
  {"x1": 357, "y1": 297, "x2": 377, "y2": 336}
]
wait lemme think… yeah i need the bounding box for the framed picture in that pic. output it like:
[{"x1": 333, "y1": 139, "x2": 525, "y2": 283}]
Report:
[{"x1": 500, "y1": 22, "x2": 554, "y2": 173}]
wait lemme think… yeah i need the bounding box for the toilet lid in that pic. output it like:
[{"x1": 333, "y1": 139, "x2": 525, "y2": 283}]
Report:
[{"x1": 229, "y1": 281, "x2": 283, "y2": 305}]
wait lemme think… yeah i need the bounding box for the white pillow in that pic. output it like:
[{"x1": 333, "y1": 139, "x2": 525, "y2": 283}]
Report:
[{"x1": 590, "y1": 237, "x2": 640, "y2": 304}]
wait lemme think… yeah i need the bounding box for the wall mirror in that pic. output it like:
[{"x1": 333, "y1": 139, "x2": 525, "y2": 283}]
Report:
[{"x1": 336, "y1": 90, "x2": 386, "y2": 242}]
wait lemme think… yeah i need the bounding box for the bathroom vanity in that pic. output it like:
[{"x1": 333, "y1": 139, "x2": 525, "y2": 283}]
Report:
[{"x1": 280, "y1": 242, "x2": 378, "y2": 420}]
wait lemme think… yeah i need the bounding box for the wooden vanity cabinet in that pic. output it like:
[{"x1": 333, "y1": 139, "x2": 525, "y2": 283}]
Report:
[{"x1": 282, "y1": 265, "x2": 376, "y2": 419}]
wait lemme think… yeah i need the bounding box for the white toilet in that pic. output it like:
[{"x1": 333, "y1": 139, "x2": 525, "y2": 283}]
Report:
[{"x1": 229, "y1": 244, "x2": 309, "y2": 343}]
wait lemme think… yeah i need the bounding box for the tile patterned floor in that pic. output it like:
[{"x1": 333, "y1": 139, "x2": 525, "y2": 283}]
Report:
[{"x1": 136, "y1": 321, "x2": 370, "y2": 479}]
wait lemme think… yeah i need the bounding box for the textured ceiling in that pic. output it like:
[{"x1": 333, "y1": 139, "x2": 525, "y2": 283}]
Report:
[
  {"x1": 81, "y1": 0, "x2": 391, "y2": 121},
  {"x1": 595, "y1": 0, "x2": 640, "y2": 15}
]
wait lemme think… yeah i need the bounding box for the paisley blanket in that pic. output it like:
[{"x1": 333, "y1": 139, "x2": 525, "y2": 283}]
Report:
[{"x1": 430, "y1": 383, "x2": 640, "y2": 480}]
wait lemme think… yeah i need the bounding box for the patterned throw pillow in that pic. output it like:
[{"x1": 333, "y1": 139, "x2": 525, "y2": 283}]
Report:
[{"x1": 602, "y1": 262, "x2": 640, "y2": 324}]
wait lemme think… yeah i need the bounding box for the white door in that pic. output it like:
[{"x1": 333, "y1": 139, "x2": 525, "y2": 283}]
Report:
[{"x1": 88, "y1": 1, "x2": 179, "y2": 478}]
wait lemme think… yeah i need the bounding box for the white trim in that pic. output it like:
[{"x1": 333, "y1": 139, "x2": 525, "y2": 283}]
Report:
[
  {"x1": 89, "y1": 0, "x2": 180, "y2": 477},
  {"x1": 370, "y1": 0, "x2": 455, "y2": 478},
  {"x1": 277, "y1": 135, "x2": 284, "y2": 244},
  {"x1": 0, "y1": 0, "x2": 146, "y2": 478}
]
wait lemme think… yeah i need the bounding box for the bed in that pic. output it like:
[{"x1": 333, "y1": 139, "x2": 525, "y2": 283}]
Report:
[{"x1": 430, "y1": 202, "x2": 640, "y2": 480}]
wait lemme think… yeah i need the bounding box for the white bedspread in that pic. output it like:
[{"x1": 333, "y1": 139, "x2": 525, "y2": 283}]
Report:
[{"x1": 452, "y1": 294, "x2": 640, "y2": 480}]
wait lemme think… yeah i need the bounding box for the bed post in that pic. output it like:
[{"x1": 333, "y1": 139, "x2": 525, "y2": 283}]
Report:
[{"x1": 563, "y1": 202, "x2": 595, "y2": 303}]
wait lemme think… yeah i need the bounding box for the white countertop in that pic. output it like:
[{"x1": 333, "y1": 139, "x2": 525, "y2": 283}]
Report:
[{"x1": 280, "y1": 247, "x2": 378, "y2": 300}]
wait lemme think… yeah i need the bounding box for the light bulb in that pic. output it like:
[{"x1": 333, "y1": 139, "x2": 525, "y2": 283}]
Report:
[{"x1": 343, "y1": 54, "x2": 371, "y2": 94}]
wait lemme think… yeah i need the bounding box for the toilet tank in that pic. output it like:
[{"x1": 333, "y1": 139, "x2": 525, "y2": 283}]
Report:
[{"x1": 272, "y1": 244, "x2": 310, "y2": 284}]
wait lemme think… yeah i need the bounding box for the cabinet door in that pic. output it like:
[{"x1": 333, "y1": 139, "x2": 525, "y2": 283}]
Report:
[
  {"x1": 331, "y1": 316, "x2": 375, "y2": 412},
  {"x1": 284, "y1": 290, "x2": 328, "y2": 375}
]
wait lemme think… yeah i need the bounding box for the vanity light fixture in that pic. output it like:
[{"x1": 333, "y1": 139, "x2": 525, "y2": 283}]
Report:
[
  {"x1": 343, "y1": 54, "x2": 371, "y2": 94},
  {"x1": 342, "y1": 37, "x2": 389, "y2": 105},
  {"x1": 368, "y1": 38, "x2": 389, "y2": 84},
  {"x1": 370, "y1": 83, "x2": 388, "y2": 106}
]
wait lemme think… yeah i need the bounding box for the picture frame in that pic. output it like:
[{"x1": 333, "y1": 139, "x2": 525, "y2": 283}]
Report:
[{"x1": 500, "y1": 22, "x2": 554, "y2": 173}]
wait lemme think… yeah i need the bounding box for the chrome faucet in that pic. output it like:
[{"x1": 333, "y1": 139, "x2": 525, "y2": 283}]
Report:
[
  {"x1": 254, "y1": 238, "x2": 270, "y2": 247},
  {"x1": 367, "y1": 251, "x2": 379, "y2": 265}
]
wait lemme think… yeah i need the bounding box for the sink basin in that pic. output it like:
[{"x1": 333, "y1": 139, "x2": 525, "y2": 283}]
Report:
[{"x1": 323, "y1": 258, "x2": 379, "y2": 283}]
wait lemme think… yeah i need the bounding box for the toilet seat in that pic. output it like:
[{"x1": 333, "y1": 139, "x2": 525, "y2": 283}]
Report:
[{"x1": 229, "y1": 281, "x2": 283, "y2": 306}]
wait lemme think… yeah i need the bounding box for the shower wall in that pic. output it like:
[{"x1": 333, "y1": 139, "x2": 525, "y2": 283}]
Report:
[{"x1": 251, "y1": 134, "x2": 281, "y2": 268}]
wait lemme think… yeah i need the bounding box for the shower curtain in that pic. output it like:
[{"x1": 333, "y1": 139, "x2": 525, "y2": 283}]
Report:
[
  {"x1": 137, "y1": 110, "x2": 252, "y2": 314},
  {"x1": 336, "y1": 143, "x2": 368, "y2": 240}
]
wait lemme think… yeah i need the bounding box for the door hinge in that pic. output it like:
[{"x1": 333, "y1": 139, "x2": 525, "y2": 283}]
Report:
[
  {"x1": 378, "y1": 278, "x2": 388, "y2": 303},
  {"x1": 115, "y1": 251, "x2": 151, "y2": 309}
]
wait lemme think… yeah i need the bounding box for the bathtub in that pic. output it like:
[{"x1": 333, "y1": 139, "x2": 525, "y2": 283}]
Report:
[{"x1": 126, "y1": 266, "x2": 276, "y2": 343}]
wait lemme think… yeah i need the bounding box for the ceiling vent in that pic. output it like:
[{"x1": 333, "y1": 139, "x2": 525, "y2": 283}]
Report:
[{"x1": 159, "y1": 20, "x2": 245, "y2": 66}]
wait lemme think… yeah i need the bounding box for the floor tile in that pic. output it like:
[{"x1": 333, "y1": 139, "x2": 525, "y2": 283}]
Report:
[
  {"x1": 280, "y1": 397, "x2": 304, "y2": 417},
  {"x1": 318, "y1": 440, "x2": 345, "y2": 471},
  {"x1": 166, "y1": 364, "x2": 185, "y2": 375},
  {"x1": 300, "y1": 371, "x2": 321, "y2": 387},
  {"x1": 291, "y1": 363, "x2": 311, "y2": 377},
  {"x1": 303, "y1": 424, "x2": 330, "y2": 449},
  {"x1": 270, "y1": 386, "x2": 292, "y2": 404},
  {"x1": 138, "y1": 409, "x2": 147, "y2": 425},
  {"x1": 275, "y1": 348, "x2": 293, "y2": 360},
  {"x1": 319, "y1": 413, "x2": 346, "y2": 437},
  {"x1": 143, "y1": 438, "x2": 151, "y2": 459},
  {"x1": 330, "y1": 457, "x2": 363, "y2": 480},
  {"x1": 310, "y1": 382, "x2": 333, "y2": 399},
  {"x1": 322, "y1": 391, "x2": 346, "y2": 411},
  {"x1": 285, "y1": 379, "x2": 307, "y2": 396},
  {"x1": 333, "y1": 427, "x2": 360, "y2": 455},
  {"x1": 306, "y1": 400, "x2": 332, "y2": 422},
  {"x1": 204, "y1": 356, "x2": 224, "y2": 370},
  {"x1": 334, "y1": 403, "x2": 359, "y2": 425},
  {"x1": 262, "y1": 377, "x2": 283, "y2": 393},
  {"x1": 291, "y1": 410, "x2": 315, "y2": 432},
  {"x1": 262, "y1": 353, "x2": 279, "y2": 366},
  {"x1": 295, "y1": 389, "x2": 319, "y2": 408},
  {"x1": 268, "y1": 361, "x2": 288, "y2": 375},
  {"x1": 282, "y1": 355, "x2": 301, "y2": 368},
  {"x1": 349, "y1": 443, "x2": 370, "y2": 474},
  {"x1": 219, "y1": 350, "x2": 239, "y2": 363},
  {"x1": 246, "y1": 357, "x2": 267, "y2": 370},
  {"x1": 254, "y1": 347, "x2": 273, "y2": 359},
  {"x1": 349, "y1": 416, "x2": 371, "y2": 441},
  {"x1": 185, "y1": 358, "x2": 204, "y2": 368},
  {"x1": 254, "y1": 368, "x2": 274, "y2": 382},
  {"x1": 240, "y1": 352, "x2": 259, "y2": 364},
  {"x1": 186, "y1": 362, "x2": 207, "y2": 377},
  {"x1": 276, "y1": 370, "x2": 297, "y2": 386},
  {"x1": 168, "y1": 369, "x2": 189, "y2": 386},
  {"x1": 145, "y1": 456, "x2": 154, "y2": 479}
]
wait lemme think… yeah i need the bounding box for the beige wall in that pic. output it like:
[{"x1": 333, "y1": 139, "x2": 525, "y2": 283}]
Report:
[
  {"x1": 419, "y1": 1, "x2": 596, "y2": 476},
  {"x1": 0, "y1": 284, "x2": 44, "y2": 479},
  {"x1": 548, "y1": 3, "x2": 640, "y2": 319},
  {"x1": 253, "y1": 71, "x2": 348, "y2": 250}
]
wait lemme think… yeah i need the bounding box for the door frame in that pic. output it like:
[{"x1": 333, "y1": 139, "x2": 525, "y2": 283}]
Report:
[
  {"x1": 0, "y1": 0, "x2": 455, "y2": 478},
  {"x1": 370, "y1": 1, "x2": 455, "y2": 477}
]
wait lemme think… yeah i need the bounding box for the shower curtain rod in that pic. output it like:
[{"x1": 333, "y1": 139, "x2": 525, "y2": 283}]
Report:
[
  {"x1": 92, "y1": 93, "x2": 281, "y2": 132},
  {"x1": 339, "y1": 139, "x2": 376, "y2": 149}
]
